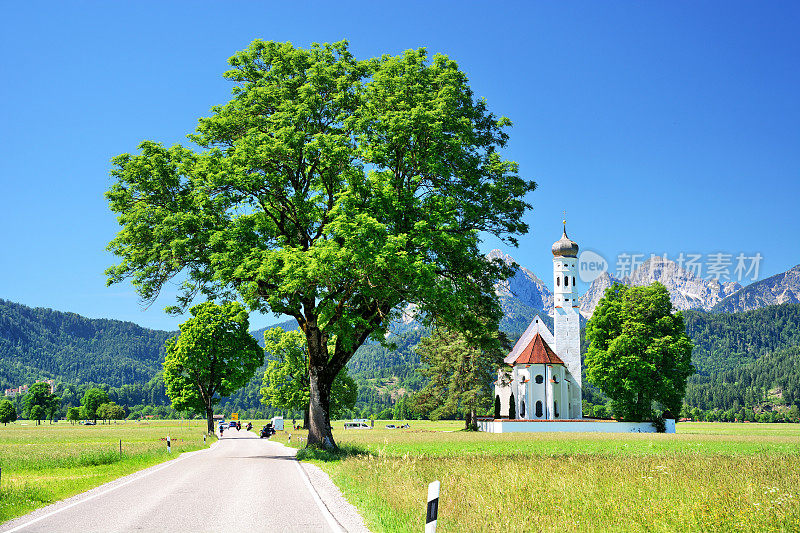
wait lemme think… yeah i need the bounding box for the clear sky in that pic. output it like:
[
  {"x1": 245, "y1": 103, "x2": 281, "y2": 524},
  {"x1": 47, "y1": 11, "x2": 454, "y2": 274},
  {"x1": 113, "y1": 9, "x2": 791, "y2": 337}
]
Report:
[{"x1": 1, "y1": 1, "x2": 798, "y2": 331}]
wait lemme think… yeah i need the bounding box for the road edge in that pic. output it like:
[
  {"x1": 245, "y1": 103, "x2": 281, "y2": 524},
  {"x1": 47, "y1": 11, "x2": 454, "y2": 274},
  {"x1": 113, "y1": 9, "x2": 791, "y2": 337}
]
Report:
[{"x1": 275, "y1": 442, "x2": 372, "y2": 533}]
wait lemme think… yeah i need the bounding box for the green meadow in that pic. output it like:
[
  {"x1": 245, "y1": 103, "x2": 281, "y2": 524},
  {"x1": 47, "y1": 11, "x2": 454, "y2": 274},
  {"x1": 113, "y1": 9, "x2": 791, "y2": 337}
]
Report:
[
  {"x1": 276, "y1": 421, "x2": 800, "y2": 533},
  {"x1": 0, "y1": 420, "x2": 214, "y2": 523}
]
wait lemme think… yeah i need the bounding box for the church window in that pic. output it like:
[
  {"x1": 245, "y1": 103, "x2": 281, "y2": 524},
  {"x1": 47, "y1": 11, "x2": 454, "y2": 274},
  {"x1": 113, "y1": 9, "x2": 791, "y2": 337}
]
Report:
[
  {"x1": 535, "y1": 401, "x2": 543, "y2": 418},
  {"x1": 554, "y1": 401, "x2": 560, "y2": 418},
  {"x1": 535, "y1": 374, "x2": 543, "y2": 384},
  {"x1": 556, "y1": 277, "x2": 560, "y2": 287},
  {"x1": 573, "y1": 276, "x2": 576, "y2": 286},
  {"x1": 564, "y1": 275, "x2": 569, "y2": 287},
  {"x1": 520, "y1": 401, "x2": 526, "y2": 419}
]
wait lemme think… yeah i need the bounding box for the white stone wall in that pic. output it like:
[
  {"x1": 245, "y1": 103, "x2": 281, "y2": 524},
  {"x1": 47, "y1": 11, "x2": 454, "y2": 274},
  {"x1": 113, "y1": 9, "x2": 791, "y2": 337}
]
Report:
[{"x1": 477, "y1": 419, "x2": 677, "y2": 434}]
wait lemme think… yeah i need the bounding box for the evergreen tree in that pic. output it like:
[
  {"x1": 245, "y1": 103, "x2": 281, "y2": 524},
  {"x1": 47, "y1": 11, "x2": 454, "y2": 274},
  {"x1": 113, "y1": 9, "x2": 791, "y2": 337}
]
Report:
[{"x1": 413, "y1": 327, "x2": 504, "y2": 429}]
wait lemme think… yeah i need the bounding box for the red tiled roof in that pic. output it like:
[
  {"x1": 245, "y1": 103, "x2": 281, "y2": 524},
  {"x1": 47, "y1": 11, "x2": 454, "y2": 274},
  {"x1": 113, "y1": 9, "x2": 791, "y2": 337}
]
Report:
[{"x1": 512, "y1": 333, "x2": 565, "y2": 366}]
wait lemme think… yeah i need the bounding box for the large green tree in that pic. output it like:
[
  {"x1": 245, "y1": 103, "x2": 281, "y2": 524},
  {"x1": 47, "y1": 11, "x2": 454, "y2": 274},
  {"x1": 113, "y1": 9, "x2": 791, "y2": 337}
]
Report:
[
  {"x1": 97, "y1": 402, "x2": 126, "y2": 423},
  {"x1": 106, "y1": 40, "x2": 534, "y2": 448},
  {"x1": 585, "y1": 282, "x2": 694, "y2": 421},
  {"x1": 163, "y1": 301, "x2": 263, "y2": 433},
  {"x1": 260, "y1": 327, "x2": 357, "y2": 427},
  {"x1": 0, "y1": 399, "x2": 17, "y2": 426},
  {"x1": 24, "y1": 382, "x2": 60, "y2": 425},
  {"x1": 413, "y1": 327, "x2": 505, "y2": 429},
  {"x1": 67, "y1": 406, "x2": 81, "y2": 425},
  {"x1": 82, "y1": 388, "x2": 109, "y2": 423}
]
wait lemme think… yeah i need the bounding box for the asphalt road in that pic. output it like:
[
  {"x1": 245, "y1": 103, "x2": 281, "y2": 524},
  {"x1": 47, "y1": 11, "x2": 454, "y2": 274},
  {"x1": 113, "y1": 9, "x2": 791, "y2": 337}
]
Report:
[{"x1": 1, "y1": 430, "x2": 353, "y2": 533}]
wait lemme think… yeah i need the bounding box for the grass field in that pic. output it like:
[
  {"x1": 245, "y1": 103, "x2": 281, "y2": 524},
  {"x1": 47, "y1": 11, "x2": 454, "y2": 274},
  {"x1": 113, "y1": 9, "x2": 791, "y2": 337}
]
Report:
[
  {"x1": 274, "y1": 420, "x2": 800, "y2": 532},
  {"x1": 0, "y1": 420, "x2": 214, "y2": 523}
]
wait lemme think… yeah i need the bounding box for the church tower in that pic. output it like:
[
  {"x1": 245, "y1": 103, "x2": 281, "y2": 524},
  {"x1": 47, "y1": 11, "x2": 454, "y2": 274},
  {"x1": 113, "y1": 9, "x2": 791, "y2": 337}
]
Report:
[{"x1": 552, "y1": 222, "x2": 582, "y2": 418}]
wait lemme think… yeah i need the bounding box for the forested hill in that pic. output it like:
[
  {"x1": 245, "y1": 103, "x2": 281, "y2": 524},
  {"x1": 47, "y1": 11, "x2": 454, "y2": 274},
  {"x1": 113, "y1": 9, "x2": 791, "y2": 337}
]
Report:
[
  {"x1": 683, "y1": 304, "x2": 800, "y2": 376},
  {"x1": 682, "y1": 304, "x2": 800, "y2": 411},
  {"x1": 0, "y1": 299, "x2": 173, "y2": 390}
]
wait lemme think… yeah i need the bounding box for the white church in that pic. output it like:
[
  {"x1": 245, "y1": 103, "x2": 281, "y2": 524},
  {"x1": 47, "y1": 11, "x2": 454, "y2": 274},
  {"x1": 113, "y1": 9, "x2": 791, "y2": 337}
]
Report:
[
  {"x1": 480, "y1": 225, "x2": 675, "y2": 433},
  {"x1": 494, "y1": 224, "x2": 583, "y2": 421}
]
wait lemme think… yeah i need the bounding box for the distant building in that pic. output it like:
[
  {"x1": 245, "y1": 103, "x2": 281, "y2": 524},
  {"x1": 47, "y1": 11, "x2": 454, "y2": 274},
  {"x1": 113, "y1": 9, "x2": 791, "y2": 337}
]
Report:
[
  {"x1": 4, "y1": 384, "x2": 29, "y2": 397},
  {"x1": 3, "y1": 379, "x2": 55, "y2": 397}
]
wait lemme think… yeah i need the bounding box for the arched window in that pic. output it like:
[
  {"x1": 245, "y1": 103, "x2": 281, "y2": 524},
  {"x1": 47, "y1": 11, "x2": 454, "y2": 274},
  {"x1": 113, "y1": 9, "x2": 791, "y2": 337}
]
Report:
[
  {"x1": 535, "y1": 374, "x2": 543, "y2": 384},
  {"x1": 520, "y1": 401, "x2": 526, "y2": 419},
  {"x1": 572, "y1": 276, "x2": 576, "y2": 286},
  {"x1": 535, "y1": 401, "x2": 543, "y2": 418},
  {"x1": 554, "y1": 401, "x2": 559, "y2": 418},
  {"x1": 564, "y1": 275, "x2": 569, "y2": 287},
  {"x1": 556, "y1": 277, "x2": 560, "y2": 287}
]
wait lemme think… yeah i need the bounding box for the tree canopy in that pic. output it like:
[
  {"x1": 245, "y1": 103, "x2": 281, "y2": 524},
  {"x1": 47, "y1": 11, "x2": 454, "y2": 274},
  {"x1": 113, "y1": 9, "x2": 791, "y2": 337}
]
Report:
[
  {"x1": 106, "y1": 40, "x2": 535, "y2": 448},
  {"x1": 163, "y1": 301, "x2": 263, "y2": 433},
  {"x1": 81, "y1": 387, "x2": 109, "y2": 422},
  {"x1": 0, "y1": 399, "x2": 17, "y2": 425},
  {"x1": 260, "y1": 328, "x2": 357, "y2": 426},
  {"x1": 97, "y1": 402, "x2": 126, "y2": 423},
  {"x1": 585, "y1": 282, "x2": 694, "y2": 421}
]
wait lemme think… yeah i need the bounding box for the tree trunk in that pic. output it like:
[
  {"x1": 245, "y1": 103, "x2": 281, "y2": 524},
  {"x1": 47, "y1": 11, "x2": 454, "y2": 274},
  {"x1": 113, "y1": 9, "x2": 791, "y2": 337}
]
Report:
[
  {"x1": 303, "y1": 406, "x2": 310, "y2": 430},
  {"x1": 307, "y1": 368, "x2": 335, "y2": 449},
  {"x1": 206, "y1": 405, "x2": 214, "y2": 434}
]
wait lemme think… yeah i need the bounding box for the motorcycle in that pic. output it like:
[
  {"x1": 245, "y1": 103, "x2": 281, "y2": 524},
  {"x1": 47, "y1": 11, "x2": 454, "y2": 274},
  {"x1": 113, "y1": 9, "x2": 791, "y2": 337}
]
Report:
[{"x1": 260, "y1": 423, "x2": 275, "y2": 439}]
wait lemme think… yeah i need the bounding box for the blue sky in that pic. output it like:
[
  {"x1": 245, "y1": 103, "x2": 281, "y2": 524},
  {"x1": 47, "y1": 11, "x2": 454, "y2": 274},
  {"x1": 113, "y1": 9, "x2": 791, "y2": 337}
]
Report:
[{"x1": 1, "y1": 1, "x2": 798, "y2": 331}]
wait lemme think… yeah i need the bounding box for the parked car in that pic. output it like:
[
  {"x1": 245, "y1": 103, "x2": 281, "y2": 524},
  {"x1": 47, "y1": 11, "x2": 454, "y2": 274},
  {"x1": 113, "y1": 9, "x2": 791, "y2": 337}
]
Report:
[{"x1": 344, "y1": 421, "x2": 371, "y2": 429}]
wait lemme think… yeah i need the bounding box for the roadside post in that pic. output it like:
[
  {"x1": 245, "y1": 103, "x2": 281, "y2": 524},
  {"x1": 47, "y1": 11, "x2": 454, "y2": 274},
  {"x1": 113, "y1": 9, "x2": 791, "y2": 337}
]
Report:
[
  {"x1": 426, "y1": 480, "x2": 440, "y2": 533},
  {"x1": 204, "y1": 434, "x2": 207, "y2": 444},
  {"x1": 119, "y1": 439, "x2": 122, "y2": 456},
  {"x1": 167, "y1": 435, "x2": 171, "y2": 453}
]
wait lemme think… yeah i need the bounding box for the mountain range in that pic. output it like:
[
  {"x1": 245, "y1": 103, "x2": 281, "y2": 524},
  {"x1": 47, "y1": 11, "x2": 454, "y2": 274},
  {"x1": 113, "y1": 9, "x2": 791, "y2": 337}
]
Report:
[{"x1": 491, "y1": 249, "x2": 799, "y2": 319}]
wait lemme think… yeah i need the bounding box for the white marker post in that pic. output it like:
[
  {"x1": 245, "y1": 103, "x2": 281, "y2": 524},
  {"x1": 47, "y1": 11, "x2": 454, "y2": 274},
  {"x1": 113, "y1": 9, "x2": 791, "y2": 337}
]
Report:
[
  {"x1": 167, "y1": 435, "x2": 171, "y2": 454},
  {"x1": 425, "y1": 480, "x2": 440, "y2": 533}
]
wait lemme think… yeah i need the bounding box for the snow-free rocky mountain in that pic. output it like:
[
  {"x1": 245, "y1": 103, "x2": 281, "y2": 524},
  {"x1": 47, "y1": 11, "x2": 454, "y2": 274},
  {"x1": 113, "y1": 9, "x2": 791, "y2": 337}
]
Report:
[
  {"x1": 489, "y1": 251, "x2": 799, "y2": 319},
  {"x1": 712, "y1": 264, "x2": 800, "y2": 313}
]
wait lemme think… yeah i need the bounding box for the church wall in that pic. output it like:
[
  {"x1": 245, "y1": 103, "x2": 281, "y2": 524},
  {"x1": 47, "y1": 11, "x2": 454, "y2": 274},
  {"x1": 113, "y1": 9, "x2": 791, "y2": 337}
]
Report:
[{"x1": 478, "y1": 419, "x2": 677, "y2": 434}]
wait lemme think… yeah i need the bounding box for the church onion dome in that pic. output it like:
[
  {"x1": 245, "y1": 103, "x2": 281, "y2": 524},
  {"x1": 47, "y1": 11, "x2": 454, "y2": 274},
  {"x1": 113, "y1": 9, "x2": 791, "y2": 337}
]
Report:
[
  {"x1": 513, "y1": 333, "x2": 565, "y2": 366},
  {"x1": 552, "y1": 223, "x2": 579, "y2": 258}
]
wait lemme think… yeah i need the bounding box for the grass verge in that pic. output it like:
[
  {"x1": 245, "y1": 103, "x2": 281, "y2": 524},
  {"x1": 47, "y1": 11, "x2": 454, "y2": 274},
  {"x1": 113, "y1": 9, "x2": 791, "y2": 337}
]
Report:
[{"x1": 0, "y1": 420, "x2": 214, "y2": 523}]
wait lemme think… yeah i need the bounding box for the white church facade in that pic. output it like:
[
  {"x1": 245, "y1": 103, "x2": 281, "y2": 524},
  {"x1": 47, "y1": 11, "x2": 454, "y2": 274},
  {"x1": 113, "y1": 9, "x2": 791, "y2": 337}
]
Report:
[{"x1": 480, "y1": 225, "x2": 675, "y2": 434}]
